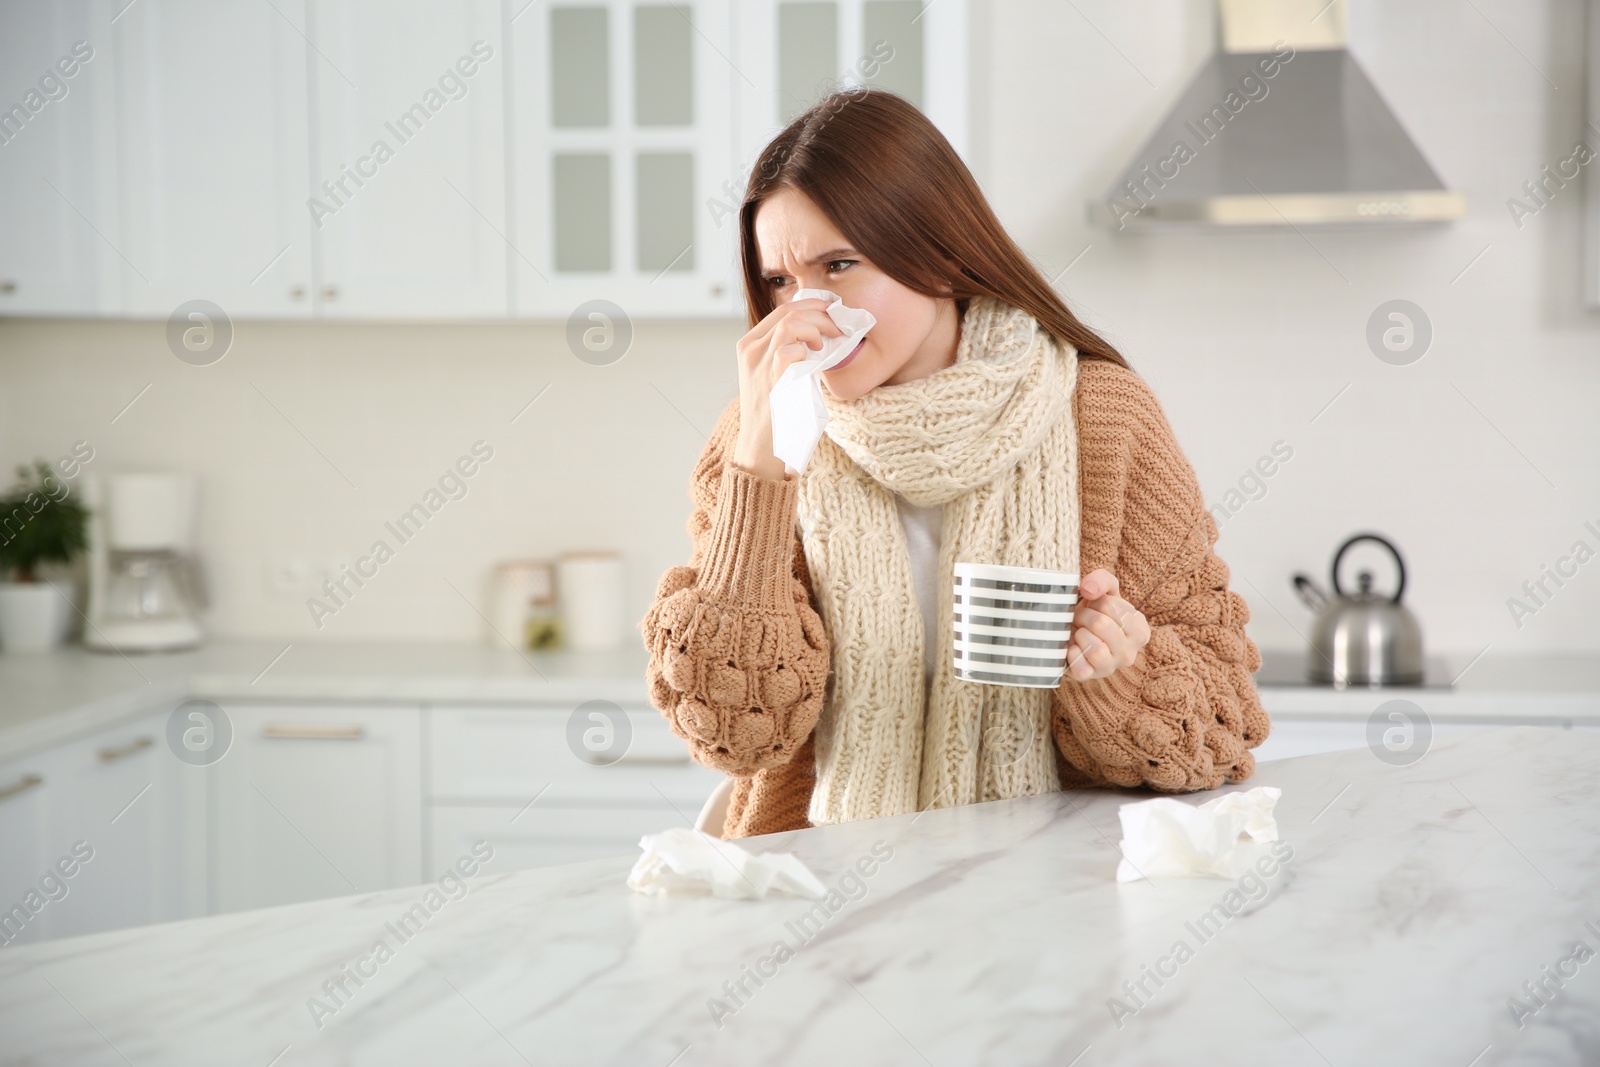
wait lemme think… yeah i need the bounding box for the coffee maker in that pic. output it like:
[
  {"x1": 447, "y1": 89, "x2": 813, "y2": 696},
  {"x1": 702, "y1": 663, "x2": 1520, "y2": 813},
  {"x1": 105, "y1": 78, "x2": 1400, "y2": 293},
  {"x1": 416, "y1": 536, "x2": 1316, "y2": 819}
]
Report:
[{"x1": 83, "y1": 473, "x2": 204, "y2": 652}]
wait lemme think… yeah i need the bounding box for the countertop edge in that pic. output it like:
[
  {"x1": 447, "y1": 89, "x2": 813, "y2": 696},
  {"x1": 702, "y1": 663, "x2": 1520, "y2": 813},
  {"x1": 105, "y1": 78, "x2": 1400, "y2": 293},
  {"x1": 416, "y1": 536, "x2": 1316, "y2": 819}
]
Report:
[
  {"x1": 0, "y1": 679, "x2": 190, "y2": 764},
  {"x1": 4, "y1": 643, "x2": 1600, "y2": 764}
]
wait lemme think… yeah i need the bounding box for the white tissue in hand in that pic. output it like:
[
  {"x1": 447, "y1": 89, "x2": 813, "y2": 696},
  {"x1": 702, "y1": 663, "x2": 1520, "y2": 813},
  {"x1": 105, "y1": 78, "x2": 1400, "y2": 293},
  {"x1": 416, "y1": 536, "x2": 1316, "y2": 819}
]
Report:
[
  {"x1": 626, "y1": 827, "x2": 827, "y2": 900},
  {"x1": 1114, "y1": 786, "x2": 1282, "y2": 882},
  {"x1": 768, "y1": 287, "x2": 877, "y2": 476}
]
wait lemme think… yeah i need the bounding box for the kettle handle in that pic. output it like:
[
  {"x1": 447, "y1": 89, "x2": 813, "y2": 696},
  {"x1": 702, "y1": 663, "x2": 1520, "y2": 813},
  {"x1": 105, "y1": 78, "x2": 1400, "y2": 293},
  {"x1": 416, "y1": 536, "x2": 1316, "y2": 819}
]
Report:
[
  {"x1": 1291, "y1": 574, "x2": 1327, "y2": 612},
  {"x1": 1331, "y1": 533, "x2": 1406, "y2": 603}
]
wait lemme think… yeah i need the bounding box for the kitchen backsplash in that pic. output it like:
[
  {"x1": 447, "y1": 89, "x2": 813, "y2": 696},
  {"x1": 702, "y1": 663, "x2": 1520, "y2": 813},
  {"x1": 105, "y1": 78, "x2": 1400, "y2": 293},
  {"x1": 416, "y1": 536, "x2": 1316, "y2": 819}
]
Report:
[{"x1": 2, "y1": 0, "x2": 1596, "y2": 655}]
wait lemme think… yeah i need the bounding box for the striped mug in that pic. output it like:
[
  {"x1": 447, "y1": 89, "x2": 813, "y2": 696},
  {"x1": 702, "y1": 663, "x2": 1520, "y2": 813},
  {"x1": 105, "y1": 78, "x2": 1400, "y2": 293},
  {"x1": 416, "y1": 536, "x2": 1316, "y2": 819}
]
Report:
[{"x1": 952, "y1": 562, "x2": 1079, "y2": 688}]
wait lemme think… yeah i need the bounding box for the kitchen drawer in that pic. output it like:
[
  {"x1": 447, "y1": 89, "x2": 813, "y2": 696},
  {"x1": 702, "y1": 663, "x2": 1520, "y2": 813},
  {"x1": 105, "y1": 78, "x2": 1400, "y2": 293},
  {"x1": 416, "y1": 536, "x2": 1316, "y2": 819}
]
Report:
[
  {"x1": 427, "y1": 704, "x2": 724, "y2": 807},
  {"x1": 428, "y1": 804, "x2": 681, "y2": 875}
]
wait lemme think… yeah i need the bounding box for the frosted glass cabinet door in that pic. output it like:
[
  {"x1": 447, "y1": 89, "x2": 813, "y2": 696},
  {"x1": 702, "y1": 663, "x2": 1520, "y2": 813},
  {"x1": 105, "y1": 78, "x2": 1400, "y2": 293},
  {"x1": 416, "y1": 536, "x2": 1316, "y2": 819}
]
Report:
[
  {"x1": 307, "y1": 0, "x2": 508, "y2": 318},
  {"x1": 735, "y1": 0, "x2": 968, "y2": 189},
  {"x1": 0, "y1": 0, "x2": 118, "y2": 316},
  {"x1": 510, "y1": 0, "x2": 738, "y2": 318},
  {"x1": 108, "y1": 0, "x2": 315, "y2": 317}
]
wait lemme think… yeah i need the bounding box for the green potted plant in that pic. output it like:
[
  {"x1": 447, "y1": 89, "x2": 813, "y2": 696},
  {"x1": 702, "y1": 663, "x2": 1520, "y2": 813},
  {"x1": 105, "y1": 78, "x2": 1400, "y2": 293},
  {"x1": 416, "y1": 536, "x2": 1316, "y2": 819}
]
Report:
[{"x1": 0, "y1": 461, "x2": 90, "y2": 652}]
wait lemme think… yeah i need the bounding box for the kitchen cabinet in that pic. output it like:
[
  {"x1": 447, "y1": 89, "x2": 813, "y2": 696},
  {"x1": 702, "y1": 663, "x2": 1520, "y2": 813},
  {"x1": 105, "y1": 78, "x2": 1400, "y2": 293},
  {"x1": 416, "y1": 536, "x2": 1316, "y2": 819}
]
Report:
[
  {"x1": 506, "y1": 0, "x2": 972, "y2": 320},
  {"x1": 45, "y1": 712, "x2": 207, "y2": 939},
  {"x1": 0, "y1": 0, "x2": 971, "y2": 321},
  {"x1": 734, "y1": 0, "x2": 969, "y2": 160},
  {"x1": 507, "y1": 0, "x2": 737, "y2": 318},
  {"x1": 106, "y1": 0, "x2": 502, "y2": 319},
  {"x1": 4, "y1": 695, "x2": 717, "y2": 942},
  {"x1": 306, "y1": 0, "x2": 509, "y2": 317},
  {"x1": 425, "y1": 703, "x2": 723, "y2": 872},
  {"x1": 210, "y1": 704, "x2": 422, "y2": 913},
  {"x1": 0, "y1": 744, "x2": 63, "y2": 947},
  {"x1": 428, "y1": 702, "x2": 720, "y2": 804},
  {"x1": 109, "y1": 0, "x2": 315, "y2": 316},
  {"x1": 0, "y1": 0, "x2": 117, "y2": 315},
  {"x1": 0, "y1": 707, "x2": 204, "y2": 947}
]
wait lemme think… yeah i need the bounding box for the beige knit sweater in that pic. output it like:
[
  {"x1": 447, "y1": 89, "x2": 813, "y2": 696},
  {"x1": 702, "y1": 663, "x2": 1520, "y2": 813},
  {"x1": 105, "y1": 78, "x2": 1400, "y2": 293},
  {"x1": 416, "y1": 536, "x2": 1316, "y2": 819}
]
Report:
[{"x1": 639, "y1": 358, "x2": 1271, "y2": 839}]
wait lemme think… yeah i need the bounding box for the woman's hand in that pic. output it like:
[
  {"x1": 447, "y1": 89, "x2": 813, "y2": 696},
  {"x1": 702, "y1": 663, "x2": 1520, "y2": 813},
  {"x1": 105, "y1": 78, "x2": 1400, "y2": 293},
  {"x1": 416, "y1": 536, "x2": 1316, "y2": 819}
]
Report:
[
  {"x1": 1064, "y1": 569, "x2": 1151, "y2": 682},
  {"x1": 731, "y1": 297, "x2": 843, "y2": 479}
]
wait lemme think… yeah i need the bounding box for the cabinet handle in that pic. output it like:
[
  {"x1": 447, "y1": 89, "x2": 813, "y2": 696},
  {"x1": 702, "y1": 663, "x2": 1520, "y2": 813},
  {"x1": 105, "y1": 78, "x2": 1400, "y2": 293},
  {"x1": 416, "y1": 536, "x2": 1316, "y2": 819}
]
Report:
[
  {"x1": 0, "y1": 280, "x2": 16, "y2": 295},
  {"x1": 98, "y1": 736, "x2": 154, "y2": 763},
  {"x1": 289, "y1": 284, "x2": 306, "y2": 300},
  {"x1": 262, "y1": 723, "x2": 366, "y2": 740},
  {"x1": 0, "y1": 773, "x2": 43, "y2": 803},
  {"x1": 321, "y1": 285, "x2": 340, "y2": 301}
]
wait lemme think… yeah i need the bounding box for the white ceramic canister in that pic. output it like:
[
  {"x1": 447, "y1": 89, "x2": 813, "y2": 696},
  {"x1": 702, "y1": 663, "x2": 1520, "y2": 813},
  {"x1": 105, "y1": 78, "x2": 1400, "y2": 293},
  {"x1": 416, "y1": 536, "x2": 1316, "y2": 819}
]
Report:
[{"x1": 557, "y1": 551, "x2": 625, "y2": 651}]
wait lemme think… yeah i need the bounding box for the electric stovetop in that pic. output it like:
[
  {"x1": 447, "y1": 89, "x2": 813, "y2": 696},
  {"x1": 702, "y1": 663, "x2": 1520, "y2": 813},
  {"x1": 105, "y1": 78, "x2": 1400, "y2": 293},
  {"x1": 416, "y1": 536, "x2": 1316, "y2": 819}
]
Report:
[{"x1": 1253, "y1": 649, "x2": 1457, "y2": 690}]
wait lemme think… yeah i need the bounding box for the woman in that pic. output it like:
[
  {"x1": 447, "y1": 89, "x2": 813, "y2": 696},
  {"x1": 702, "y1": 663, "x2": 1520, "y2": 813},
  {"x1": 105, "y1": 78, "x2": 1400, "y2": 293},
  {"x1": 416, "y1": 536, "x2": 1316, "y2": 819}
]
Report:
[{"x1": 639, "y1": 88, "x2": 1270, "y2": 839}]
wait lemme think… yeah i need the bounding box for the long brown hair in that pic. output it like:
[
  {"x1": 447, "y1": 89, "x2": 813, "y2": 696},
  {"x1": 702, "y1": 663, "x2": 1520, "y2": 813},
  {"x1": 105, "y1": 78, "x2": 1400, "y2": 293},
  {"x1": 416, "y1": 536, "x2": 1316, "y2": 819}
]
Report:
[{"x1": 738, "y1": 87, "x2": 1129, "y2": 369}]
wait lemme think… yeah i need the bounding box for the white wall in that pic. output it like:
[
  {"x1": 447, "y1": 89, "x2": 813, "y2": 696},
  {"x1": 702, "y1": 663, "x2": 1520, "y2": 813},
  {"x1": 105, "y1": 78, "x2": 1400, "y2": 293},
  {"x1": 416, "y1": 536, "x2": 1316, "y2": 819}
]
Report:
[{"x1": 1, "y1": 0, "x2": 1596, "y2": 657}]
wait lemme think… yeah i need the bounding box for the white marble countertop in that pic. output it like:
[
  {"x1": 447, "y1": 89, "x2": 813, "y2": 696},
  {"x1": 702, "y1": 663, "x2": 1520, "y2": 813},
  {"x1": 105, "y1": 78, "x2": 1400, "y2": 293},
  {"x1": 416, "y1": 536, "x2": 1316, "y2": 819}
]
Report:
[
  {"x1": 0, "y1": 726, "x2": 1591, "y2": 1065},
  {"x1": 3, "y1": 641, "x2": 1599, "y2": 763}
]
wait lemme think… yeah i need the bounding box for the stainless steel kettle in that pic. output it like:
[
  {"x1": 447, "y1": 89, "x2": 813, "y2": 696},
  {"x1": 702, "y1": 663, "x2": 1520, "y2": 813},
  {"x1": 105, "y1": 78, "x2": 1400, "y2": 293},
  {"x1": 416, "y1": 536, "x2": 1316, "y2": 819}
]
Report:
[{"x1": 1291, "y1": 533, "x2": 1424, "y2": 687}]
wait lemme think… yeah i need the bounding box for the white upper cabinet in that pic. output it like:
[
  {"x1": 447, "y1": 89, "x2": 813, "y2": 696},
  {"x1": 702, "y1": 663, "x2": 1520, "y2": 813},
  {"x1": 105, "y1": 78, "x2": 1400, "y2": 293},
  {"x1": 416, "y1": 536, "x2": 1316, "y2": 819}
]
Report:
[
  {"x1": 509, "y1": 0, "x2": 738, "y2": 318},
  {"x1": 0, "y1": 0, "x2": 967, "y2": 321},
  {"x1": 110, "y1": 0, "x2": 314, "y2": 316},
  {"x1": 0, "y1": 0, "x2": 118, "y2": 315},
  {"x1": 734, "y1": 0, "x2": 970, "y2": 178},
  {"x1": 307, "y1": 0, "x2": 509, "y2": 317}
]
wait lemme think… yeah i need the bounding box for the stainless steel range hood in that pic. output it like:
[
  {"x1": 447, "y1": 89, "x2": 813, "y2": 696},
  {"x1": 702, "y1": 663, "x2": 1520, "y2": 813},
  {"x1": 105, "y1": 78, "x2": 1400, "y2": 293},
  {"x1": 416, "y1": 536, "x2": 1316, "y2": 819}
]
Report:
[{"x1": 1089, "y1": 0, "x2": 1466, "y2": 229}]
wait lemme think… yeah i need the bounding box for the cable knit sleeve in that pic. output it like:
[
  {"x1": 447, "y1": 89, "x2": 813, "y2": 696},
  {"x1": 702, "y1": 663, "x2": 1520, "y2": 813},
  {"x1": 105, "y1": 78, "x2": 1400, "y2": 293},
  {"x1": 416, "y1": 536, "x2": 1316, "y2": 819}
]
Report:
[
  {"x1": 1050, "y1": 361, "x2": 1271, "y2": 793},
  {"x1": 638, "y1": 400, "x2": 831, "y2": 777}
]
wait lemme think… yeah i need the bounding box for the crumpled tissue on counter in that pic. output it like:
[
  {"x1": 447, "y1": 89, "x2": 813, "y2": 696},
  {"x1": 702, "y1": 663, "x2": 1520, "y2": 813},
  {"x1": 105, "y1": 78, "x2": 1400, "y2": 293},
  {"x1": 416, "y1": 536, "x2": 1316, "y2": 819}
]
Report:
[
  {"x1": 626, "y1": 827, "x2": 827, "y2": 900},
  {"x1": 1115, "y1": 785, "x2": 1283, "y2": 882}
]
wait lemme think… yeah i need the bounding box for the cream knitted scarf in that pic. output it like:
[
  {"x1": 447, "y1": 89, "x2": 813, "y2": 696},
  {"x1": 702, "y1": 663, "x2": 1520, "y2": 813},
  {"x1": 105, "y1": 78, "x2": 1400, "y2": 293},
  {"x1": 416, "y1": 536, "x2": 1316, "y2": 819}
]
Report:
[{"x1": 796, "y1": 295, "x2": 1081, "y2": 825}]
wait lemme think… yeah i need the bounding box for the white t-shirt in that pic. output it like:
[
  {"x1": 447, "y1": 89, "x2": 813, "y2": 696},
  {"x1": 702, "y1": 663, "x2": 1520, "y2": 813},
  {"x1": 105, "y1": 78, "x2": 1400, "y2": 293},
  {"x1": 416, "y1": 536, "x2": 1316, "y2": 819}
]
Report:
[{"x1": 893, "y1": 492, "x2": 942, "y2": 689}]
